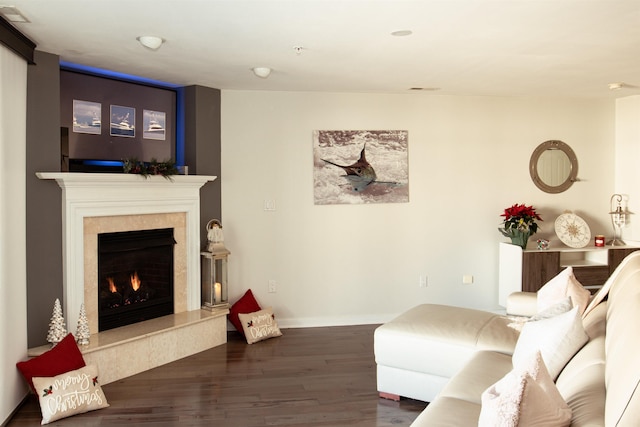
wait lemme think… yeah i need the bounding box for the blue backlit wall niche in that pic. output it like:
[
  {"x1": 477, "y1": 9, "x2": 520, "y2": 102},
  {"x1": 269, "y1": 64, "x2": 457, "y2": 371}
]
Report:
[{"x1": 59, "y1": 63, "x2": 184, "y2": 167}]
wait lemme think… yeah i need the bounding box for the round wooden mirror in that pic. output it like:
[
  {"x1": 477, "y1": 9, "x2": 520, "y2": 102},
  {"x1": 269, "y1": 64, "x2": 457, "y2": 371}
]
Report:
[{"x1": 529, "y1": 140, "x2": 578, "y2": 193}]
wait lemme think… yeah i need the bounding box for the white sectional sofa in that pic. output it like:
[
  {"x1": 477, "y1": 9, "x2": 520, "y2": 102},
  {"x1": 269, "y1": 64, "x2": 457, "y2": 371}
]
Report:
[{"x1": 374, "y1": 250, "x2": 640, "y2": 426}]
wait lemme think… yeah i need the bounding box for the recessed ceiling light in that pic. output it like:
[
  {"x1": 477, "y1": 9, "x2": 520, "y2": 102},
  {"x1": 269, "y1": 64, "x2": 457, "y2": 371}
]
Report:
[
  {"x1": 608, "y1": 82, "x2": 625, "y2": 90},
  {"x1": 391, "y1": 30, "x2": 413, "y2": 37},
  {"x1": 0, "y1": 6, "x2": 30, "y2": 23}
]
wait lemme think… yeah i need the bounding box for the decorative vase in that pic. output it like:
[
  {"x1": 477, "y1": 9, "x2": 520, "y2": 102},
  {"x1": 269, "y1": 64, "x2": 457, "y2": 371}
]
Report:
[{"x1": 510, "y1": 231, "x2": 532, "y2": 250}]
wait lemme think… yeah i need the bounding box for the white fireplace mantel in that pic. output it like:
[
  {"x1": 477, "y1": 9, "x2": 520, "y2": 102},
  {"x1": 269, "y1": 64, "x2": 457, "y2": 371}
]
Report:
[{"x1": 37, "y1": 172, "x2": 217, "y2": 331}]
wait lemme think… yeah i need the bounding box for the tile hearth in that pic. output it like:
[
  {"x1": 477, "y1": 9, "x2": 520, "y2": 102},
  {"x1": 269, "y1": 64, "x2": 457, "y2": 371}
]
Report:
[{"x1": 29, "y1": 308, "x2": 228, "y2": 385}]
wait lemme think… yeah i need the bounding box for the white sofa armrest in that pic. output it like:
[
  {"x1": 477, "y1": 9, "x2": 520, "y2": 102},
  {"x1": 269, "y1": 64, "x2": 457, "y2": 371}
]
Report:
[{"x1": 506, "y1": 292, "x2": 537, "y2": 317}]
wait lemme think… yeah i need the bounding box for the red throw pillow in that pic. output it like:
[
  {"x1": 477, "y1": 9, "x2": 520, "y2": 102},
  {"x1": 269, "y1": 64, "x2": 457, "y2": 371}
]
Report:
[
  {"x1": 229, "y1": 289, "x2": 261, "y2": 336},
  {"x1": 16, "y1": 333, "x2": 86, "y2": 393}
]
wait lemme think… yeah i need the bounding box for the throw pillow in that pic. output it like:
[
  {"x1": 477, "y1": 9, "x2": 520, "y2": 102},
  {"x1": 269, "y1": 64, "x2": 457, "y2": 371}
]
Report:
[
  {"x1": 537, "y1": 266, "x2": 591, "y2": 315},
  {"x1": 507, "y1": 297, "x2": 573, "y2": 332},
  {"x1": 479, "y1": 351, "x2": 571, "y2": 427},
  {"x1": 229, "y1": 289, "x2": 262, "y2": 337},
  {"x1": 32, "y1": 364, "x2": 109, "y2": 424},
  {"x1": 16, "y1": 333, "x2": 86, "y2": 393},
  {"x1": 529, "y1": 297, "x2": 573, "y2": 322},
  {"x1": 512, "y1": 305, "x2": 588, "y2": 379},
  {"x1": 238, "y1": 307, "x2": 283, "y2": 344}
]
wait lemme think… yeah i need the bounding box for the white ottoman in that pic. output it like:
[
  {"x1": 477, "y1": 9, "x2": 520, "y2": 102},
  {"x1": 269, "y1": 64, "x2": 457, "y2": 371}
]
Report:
[{"x1": 374, "y1": 304, "x2": 519, "y2": 402}]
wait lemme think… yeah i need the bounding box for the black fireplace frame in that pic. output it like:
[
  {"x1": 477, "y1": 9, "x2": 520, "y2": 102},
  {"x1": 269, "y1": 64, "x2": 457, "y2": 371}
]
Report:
[{"x1": 98, "y1": 228, "x2": 175, "y2": 331}]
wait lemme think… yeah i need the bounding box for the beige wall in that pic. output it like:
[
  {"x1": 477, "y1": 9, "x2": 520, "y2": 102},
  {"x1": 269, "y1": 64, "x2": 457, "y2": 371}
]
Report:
[
  {"x1": 615, "y1": 95, "x2": 640, "y2": 243},
  {"x1": 0, "y1": 45, "x2": 28, "y2": 424},
  {"x1": 221, "y1": 91, "x2": 616, "y2": 327}
]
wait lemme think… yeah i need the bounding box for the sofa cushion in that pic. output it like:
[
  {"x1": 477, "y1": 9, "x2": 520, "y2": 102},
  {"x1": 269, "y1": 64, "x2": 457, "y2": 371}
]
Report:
[
  {"x1": 479, "y1": 351, "x2": 571, "y2": 427},
  {"x1": 437, "y1": 351, "x2": 512, "y2": 404},
  {"x1": 537, "y1": 266, "x2": 590, "y2": 315},
  {"x1": 581, "y1": 249, "x2": 640, "y2": 319},
  {"x1": 555, "y1": 336, "x2": 606, "y2": 426},
  {"x1": 603, "y1": 255, "x2": 640, "y2": 426},
  {"x1": 411, "y1": 396, "x2": 481, "y2": 427},
  {"x1": 512, "y1": 306, "x2": 588, "y2": 379},
  {"x1": 506, "y1": 291, "x2": 538, "y2": 317}
]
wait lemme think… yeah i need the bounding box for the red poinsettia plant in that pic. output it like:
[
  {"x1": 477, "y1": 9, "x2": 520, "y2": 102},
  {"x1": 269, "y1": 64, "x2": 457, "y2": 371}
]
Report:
[{"x1": 499, "y1": 203, "x2": 543, "y2": 238}]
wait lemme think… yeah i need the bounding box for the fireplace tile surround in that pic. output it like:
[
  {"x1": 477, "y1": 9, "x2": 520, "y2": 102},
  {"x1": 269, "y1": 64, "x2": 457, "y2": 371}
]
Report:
[
  {"x1": 33, "y1": 172, "x2": 227, "y2": 384},
  {"x1": 84, "y1": 212, "x2": 187, "y2": 333}
]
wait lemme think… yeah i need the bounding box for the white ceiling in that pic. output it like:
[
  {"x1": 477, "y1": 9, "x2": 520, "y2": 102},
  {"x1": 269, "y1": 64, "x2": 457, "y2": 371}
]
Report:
[{"x1": 4, "y1": 0, "x2": 640, "y2": 98}]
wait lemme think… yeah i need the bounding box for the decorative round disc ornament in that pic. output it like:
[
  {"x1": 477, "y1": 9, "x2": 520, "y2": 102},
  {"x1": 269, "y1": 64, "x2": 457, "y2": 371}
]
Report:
[{"x1": 554, "y1": 212, "x2": 591, "y2": 248}]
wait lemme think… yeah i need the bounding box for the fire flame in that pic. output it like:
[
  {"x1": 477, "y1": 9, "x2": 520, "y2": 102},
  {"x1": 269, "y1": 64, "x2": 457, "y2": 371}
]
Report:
[
  {"x1": 130, "y1": 271, "x2": 141, "y2": 292},
  {"x1": 107, "y1": 277, "x2": 117, "y2": 293}
]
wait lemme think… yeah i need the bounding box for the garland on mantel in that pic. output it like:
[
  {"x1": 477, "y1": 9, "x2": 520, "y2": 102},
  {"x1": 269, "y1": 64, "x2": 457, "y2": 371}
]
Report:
[{"x1": 122, "y1": 158, "x2": 178, "y2": 179}]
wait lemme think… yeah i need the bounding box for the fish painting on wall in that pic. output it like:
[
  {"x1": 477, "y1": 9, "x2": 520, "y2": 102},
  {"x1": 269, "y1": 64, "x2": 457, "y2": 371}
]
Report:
[{"x1": 313, "y1": 130, "x2": 409, "y2": 205}]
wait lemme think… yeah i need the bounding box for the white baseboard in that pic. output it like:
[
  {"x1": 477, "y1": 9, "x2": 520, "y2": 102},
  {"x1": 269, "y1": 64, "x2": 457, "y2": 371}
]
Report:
[
  {"x1": 227, "y1": 313, "x2": 398, "y2": 333},
  {"x1": 275, "y1": 314, "x2": 395, "y2": 329}
]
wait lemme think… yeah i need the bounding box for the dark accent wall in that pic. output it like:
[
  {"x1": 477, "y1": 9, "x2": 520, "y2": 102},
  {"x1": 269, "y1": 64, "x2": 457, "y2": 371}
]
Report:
[
  {"x1": 25, "y1": 54, "x2": 222, "y2": 347},
  {"x1": 183, "y1": 86, "x2": 222, "y2": 249},
  {"x1": 26, "y1": 51, "x2": 63, "y2": 347}
]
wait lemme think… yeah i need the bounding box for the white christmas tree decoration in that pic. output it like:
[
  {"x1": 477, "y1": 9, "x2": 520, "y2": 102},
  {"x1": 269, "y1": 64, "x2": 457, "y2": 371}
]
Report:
[
  {"x1": 76, "y1": 303, "x2": 90, "y2": 346},
  {"x1": 46, "y1": 298, "x2": 67, "y2": 346}
]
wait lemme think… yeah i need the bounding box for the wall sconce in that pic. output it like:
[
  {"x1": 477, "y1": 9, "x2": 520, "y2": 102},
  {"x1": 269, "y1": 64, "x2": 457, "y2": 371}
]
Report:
[
  {"x1": 607, "y1": 194, "x2": 629, "y2": 246},
  {"x1": 201, "y1": 220, "x2": 230, "y2": 310}
]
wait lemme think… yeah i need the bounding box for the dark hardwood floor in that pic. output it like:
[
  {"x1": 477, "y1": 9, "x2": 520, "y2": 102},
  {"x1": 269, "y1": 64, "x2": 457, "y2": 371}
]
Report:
[{"x1": 7, "y1": 324, "x2": 426, "y2": 426}]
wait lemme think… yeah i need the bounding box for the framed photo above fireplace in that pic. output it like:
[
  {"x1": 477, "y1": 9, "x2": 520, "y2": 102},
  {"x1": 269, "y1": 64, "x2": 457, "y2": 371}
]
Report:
[
  {"x1": 110, "y1": 105, "x2": 135, "y2": 138},
  {"x1": 143, "y1": 109, "x2": 166, "y2": 140},
  {"x1": 72, "y1": 100, "x2": 101, "y2": 135}
]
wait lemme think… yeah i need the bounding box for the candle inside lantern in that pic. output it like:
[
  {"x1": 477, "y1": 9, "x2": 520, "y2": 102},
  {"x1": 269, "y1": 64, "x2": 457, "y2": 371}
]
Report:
[{"x1": 214, "y1": 282, "x2": 222, "y2": 303}]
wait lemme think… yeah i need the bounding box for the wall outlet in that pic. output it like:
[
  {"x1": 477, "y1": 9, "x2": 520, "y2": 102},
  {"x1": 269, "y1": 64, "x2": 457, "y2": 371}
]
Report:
[
  {"x1": 419, "y1": 275, "x2": 428, "y2": 288},
  {"x1": 463, "y1": 275, "x2": 474, "y2": 285},
  {"x1": 268, "y1": 279, "x2": 277, "y2": 293},
  {"x1": 264, "y1": 199, "x2": 276, "y2": 211}
]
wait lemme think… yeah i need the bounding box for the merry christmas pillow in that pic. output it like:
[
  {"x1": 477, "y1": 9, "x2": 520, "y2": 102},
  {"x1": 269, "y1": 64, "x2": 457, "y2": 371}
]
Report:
[
  {"x1": 238, "y1": 307, "x2": 283, "y2": 344},
  {"x1": 32, "y1": 364, "x2": 109, "y2": 424}
]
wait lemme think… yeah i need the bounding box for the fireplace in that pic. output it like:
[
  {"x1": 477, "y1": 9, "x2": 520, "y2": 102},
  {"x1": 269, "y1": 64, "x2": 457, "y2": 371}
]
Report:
[
  {"x1": 34, "y1": 173, "x2": 227, "y2": 386},
  {"x1": 98, "y1": 228, "x2": 176, "y2": 331},
  {"x1": 36, "y1": 172, "x2": 217, "y2": 334}
]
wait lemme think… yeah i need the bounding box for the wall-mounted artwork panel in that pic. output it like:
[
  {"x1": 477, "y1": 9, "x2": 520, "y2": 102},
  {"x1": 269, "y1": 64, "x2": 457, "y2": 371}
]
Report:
[{"x1": 60, "y1": 70, "x2": 175, "y2": 163}]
